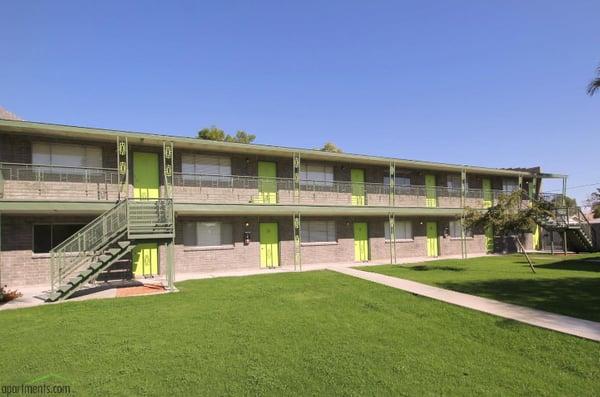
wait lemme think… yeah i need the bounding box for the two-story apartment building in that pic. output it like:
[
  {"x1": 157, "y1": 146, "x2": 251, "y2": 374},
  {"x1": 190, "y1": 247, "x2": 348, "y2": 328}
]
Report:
[{"x1": 0, "y1": 119, "x2": 544, "y2": 297}]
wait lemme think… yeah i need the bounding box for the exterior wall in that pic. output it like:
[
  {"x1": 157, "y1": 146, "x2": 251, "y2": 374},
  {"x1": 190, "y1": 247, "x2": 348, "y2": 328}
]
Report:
[
  {"x1": 1, "y1": 213, "x2": 489, "y2": 287},
  {"x1": 0, "y1": 215, "x2": 95, "y2": 287},
  {"x1": 0, "y1": 132, "x2": 120, "y2": 201}
]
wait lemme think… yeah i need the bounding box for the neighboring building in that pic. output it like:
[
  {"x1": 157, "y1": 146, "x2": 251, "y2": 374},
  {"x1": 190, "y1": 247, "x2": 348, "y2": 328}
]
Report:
[
  {"x1": 0, "y1": 119, "x2": 546, "y2": 295},
  {"x1": 0, "y1": 106, "x2": 22, "y2": 121}
]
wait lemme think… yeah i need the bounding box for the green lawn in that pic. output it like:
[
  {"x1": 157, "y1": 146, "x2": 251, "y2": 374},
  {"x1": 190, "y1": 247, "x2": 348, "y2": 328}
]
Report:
[
  {"x1": 358, "y1": 253, "x2": 600, "y2": 322},
  {"x1": 1, "y1": 270, "x2": 599, "y2": 396}
]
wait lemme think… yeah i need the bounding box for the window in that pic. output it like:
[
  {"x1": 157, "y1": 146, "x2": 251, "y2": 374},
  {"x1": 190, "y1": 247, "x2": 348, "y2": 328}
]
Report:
[
  {"x1": 300, "y1": 163, "x2": 334, "y2": 185},
  {"x1": 32, "y1": 143, "x2": 102, "y2": 169},
  {"x1": 183, "y1": 222, "x2": 233, "y2": 247},
  {"x1": 182, "y1": 154, "x2": 231, "y2": 176},
  {"x1": 33, "y1": 224, "x2": 86, "y2": 253},
  {"x1": 502, "y1": 178, "x2": 518, "y2": 192},
  {"x1": 384, "y1": 220, "x2": 413, "y2": 240},
  {"x1": 447, "y1": 174, "x2": 466, "y2": 189},
  {"x1": 301, "y1": 220, "x2": 336, "y2": 243},
  {"x1": 448, "y1": 220, "x2": 472, "y2": 238},
  {"x1": 383, "y1": 176, "x2": 411, "y2": 187}
]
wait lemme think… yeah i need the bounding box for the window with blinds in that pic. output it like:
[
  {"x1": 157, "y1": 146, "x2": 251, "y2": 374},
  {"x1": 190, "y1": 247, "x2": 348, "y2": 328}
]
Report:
[
  {"x1": 32, "y1": 142, "x2": 102, "y2": 169},
  {"x1": 301, "y1": 220, "x2": 336, "y2": 243},
  {"x1": 449, "y1": 220, "x2": 473, "y2": 238},
  {"x1": 182, "y1": 154, "x2": 231, "y2": 176},
  {"x1": 183, "y1": 222, "x2": 233, "y2": 247},
  {"x1": 384, "y1": 220, "x2": 413, "y2": 240},
  {"x1": 383, "y1": 176, "x2": 411, "y2": 187},
  {"x1": 502, "y1": 178, "x2": 518, "y2": 192},
  {"x1": 300, "y1": 163, "x2": 334, "y2": 185}
]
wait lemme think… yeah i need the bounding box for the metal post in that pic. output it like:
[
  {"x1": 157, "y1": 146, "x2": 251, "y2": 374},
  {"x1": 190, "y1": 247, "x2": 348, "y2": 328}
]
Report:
[
  {"x1": 563, "y1": 230, "x2": 568, "y2": 256},
  {"x1": 460, "y1": 169, "x2": 467, "y2": 259},
  {"x1": 293, "y1": 213, "x2": 302, "y2": 271},
  {"x1": 117, "y1": 136, "x2": 129, "y2": 200},
  {"x1": 162, "y1": 141, "x2": 174, "y2": 199},
  {"x1": 518, "y1": 175, "x2": 523, "y2": 209},
  {"x1": 388, "y1": 213, "x2": 396, "y2": 264},
  {"x1": 166, "y1": 238, "x2": 176, "y2": 291},
  {"x1": 389, "y1": 162, "x2": 395, "y2": 207},
  {"x1": 561, "y1": 176, "x2": 567, "y2": 207},
  {"x1": 293, "y1": 152, "x2": 301, "y2": 204}
]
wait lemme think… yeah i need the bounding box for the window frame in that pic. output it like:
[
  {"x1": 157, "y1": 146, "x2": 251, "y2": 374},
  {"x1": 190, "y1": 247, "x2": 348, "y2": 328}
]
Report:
[
  {"x1": 32, "y1": 142, "x2": 103, "y2": 170},
  {"x1": 300, "y1": 163, "x2": 334, "y2": 186},
  {"x1": 383, "y1": 176, "x2": 411, "y2": 187},
  {"x1": 32, "y1": 223, "x2": 87, "y2": 254},
  {"x1": 301, "y1": 220, "x2": 337, "y2": 244},
  {"x1": 181, "y1": 153, "x2": 232, "y2": 176},
  {"x1": 448, "y1": 220, "x2": 473, "y2": 239},
  {"x1": 384, "y1": 220, "x2": 413, "y2": 241},
  {"x1": 182, "y1": 221, "x2": 234, "y2": 249}
]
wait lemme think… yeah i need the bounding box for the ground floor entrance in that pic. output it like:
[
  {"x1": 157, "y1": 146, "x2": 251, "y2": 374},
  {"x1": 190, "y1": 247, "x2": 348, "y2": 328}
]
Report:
[
  {"x1": 260, "y1": 222, "x2": 279, "y2": 268},
  {"x1": 133, "y1": 243, "x2": 158, "y2": 276},
  {"x1": 354, "y1": 222, "x2": 369, "y2": 261}
]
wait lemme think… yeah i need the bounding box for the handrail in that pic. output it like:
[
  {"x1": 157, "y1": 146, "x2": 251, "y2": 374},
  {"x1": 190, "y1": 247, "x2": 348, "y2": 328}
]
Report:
[
  {"x1": 0, "y1": 162, "x2": 118, "y2": 173},
  {"x1": 49, "y1": 198, "x2": 174, "y2": 293}
]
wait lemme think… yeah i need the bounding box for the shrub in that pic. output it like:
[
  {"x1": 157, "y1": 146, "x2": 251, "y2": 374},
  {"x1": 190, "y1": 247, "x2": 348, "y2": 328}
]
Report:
[{"x1": 0, "y1": 285, "x2": 22, "y2": 303}]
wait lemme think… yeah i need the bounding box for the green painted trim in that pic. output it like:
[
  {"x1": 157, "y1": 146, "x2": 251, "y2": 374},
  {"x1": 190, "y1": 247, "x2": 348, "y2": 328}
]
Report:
[{"x1": 0, "y1": 119, "x2": 543, "y2": 177}]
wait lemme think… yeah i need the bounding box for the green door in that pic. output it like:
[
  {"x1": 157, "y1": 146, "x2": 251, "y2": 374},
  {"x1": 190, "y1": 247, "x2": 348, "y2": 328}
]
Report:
[
  {"x1": 258, "y1": 161, "x2": 277, "y2": 204},
  {"x1": 132, "y1": 242, "x2": 158, "y2": 276},
  {"x1": 351, "y1": 169, "x2": 365, "y2": 206},
  {"x1": 354, "y1": 222, "x2": 369, "y2": 261},
  {"x1": 484, "y1": 225, "x2": 494, "y2": 253},
  {"x1": 425, "y1": 175, "x2": 437, "y2": 207},
  {"x1": 260, "y1": 223, "x2": 279, "y2": 268},
  {"x1": 133, "y1": 152, "x2": 160, "y2": 199},
  {"x1": 482, "y1": 178, "x2": 492, "y2": 208},
  {"x1": 426, "y1": 222, "x2": 438, "y2": 257}
]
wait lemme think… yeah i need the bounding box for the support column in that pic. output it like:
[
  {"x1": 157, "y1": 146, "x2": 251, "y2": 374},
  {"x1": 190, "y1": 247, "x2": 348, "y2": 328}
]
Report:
[
  {"x1": 389, "y1": 162, "x2": 396, "y2": 207},
  {"x1": 518, "y1": 175, "x2": 523, "y2": 209},
  {"x1": 293, "y1": 152, "x2": 301, "y2": 204},
  {"x1": 163, "y1": 141, "x2": 176, "y2": 289},
  {"x1": 163, "y1": 141, "x2": 174, "y2": 199},
  {"x1": 166, "y1": 238, "x2": 176, "y2": 291},
  {"x1": 388, "y1": 213, "x2": 396, "y2": 264},
  {"x1": 293, "y1": 213, "x2": 302, "y2": 271},
  {"x1": 561, "y1": 176, "x2": 567, "y2": 207},
  {"x1": 117, "y1": 136, "x2": 129, "y2": 200},
  {"x1": 460, "y1": 169, "x2": 467, "y2": 259}
]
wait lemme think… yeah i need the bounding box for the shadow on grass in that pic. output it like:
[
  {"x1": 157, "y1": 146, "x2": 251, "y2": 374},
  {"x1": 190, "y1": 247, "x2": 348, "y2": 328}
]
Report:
[
  {"x1": 409, "y1": 265, "x2": 466, "y2": 272},
  {"x1": 534, "y1": 257, "x2": 600, "y2": 273},
  {"x1": 439, "y1": 277, "x2": 600, "y2": 322}
]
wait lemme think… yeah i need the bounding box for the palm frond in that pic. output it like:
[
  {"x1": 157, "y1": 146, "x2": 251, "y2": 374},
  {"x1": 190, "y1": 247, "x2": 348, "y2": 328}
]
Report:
[{"x1": 587, "y1": 77, "x2": 600, "y2": 96}]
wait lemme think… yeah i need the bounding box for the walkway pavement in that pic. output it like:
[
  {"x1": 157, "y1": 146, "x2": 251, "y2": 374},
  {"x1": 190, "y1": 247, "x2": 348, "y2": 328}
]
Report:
[{"x1": 330, "y1": 266, "x2": 600, "y2": 342}]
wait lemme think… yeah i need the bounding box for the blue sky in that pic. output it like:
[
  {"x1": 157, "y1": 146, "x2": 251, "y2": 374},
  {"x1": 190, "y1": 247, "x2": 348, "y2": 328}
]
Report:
[{"x1": 1, "y1": 1, "x2": 598, "y2": 203}]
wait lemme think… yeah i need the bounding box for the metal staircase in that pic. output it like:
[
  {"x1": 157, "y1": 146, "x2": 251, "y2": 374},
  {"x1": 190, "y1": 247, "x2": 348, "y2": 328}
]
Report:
[
  {"x1": 542, "y1": 207, "x2": 595, "y2": 252},
  {"x1": 533, "y1": 193, "x2": 595, "y2": 252},
  {"x1": 44, "y1": 199, "x2": 174, "y2": 302}
]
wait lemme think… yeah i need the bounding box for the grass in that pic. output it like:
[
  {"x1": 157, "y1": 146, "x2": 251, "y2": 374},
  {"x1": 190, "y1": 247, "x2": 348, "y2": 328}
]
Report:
[
  {"x1": 1, "y1": 270, "x2": 599, "y2": 396},
  {"x1": 357, "y1": 253, "x2": 600, "y2": 322}
]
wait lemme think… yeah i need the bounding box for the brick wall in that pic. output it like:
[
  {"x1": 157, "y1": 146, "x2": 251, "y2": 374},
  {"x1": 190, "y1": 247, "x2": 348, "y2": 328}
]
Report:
[{"x1": 1, "y1": 215, "x2": 95, "y2": 287}]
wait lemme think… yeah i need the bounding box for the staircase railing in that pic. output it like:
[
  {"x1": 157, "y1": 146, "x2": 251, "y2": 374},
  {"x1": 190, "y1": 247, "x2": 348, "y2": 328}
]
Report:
[
  {"x1": 50, "y1": 200, "x2": 128, "y2": 293},
  {"x1": 49, "y1": 198, "x2": 175, "y2": 293}
]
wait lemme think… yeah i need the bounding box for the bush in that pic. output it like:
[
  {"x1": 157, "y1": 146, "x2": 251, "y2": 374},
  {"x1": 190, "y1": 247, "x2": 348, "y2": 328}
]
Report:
[{"x1": 0, "y1": 285, "x2": 22, "y2": 303}]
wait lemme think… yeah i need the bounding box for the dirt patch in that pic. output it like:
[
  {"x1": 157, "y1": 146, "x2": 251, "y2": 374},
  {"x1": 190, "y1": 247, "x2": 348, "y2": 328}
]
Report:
[{"x1": 116, "y1": 284, "x2": 166, "y2": 298}]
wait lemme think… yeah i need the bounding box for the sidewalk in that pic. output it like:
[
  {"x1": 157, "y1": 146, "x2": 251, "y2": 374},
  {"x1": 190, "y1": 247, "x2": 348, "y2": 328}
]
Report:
[{"x1": 330, "y1": 266, "x2": 600, "y2": 342}]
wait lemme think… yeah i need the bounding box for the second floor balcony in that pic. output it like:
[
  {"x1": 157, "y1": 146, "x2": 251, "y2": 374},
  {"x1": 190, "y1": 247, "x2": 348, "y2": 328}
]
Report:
[{"x1": 0, "y1": 163, "x2": 528, "y2": 209}]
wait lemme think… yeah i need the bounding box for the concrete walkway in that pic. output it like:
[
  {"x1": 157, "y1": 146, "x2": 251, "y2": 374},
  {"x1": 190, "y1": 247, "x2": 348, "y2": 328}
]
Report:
[{"x1": 330, "y1": 266, "x2": 600, "y2": 342}]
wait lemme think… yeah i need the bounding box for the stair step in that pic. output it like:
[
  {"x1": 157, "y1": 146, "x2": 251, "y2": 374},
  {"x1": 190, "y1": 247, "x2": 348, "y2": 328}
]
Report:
[
  {"x1": 98, "y1": 254, "x2": 112, "y2": 263},
  {"x1": 57, "y1": 284, "x2": 74, "y2": 294},
  {"x1": 45, "y1": 292, "x2": 63, "y2": 302},
  {"x1": 118, "y1": 241, "x2": 132, "y2": 249},
  {"x1": 105, "y1": 248, "x2": 121, "y2": 256}
]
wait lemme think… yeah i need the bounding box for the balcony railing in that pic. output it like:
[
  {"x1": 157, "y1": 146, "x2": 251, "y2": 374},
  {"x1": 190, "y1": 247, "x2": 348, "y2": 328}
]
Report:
[
  {"x1": 0, "y1": 162, "x2": 120, "y2": 201},
  {"x1": 171, "y1": 172, "x2": 511, "y2": 208}
]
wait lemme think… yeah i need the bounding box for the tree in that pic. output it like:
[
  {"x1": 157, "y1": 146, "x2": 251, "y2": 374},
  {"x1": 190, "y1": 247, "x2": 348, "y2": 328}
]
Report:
[
  {"x1": 198, "y1": 126, "x2": 226, "y2": 141},
  {"x1": 588, "y1": 188, "x2": 600, "y2": 218},
  {"x1": 320, "y1": 142, "x2": 343, "y2": 153},
  {"x1": 588, "y1": 65, "x2": 600, "y2": 96},
  {"x1": 197, "y1": 127, "x2": 256, "y2": 144},
  {"x1": 231, "y1": 130, "x2": 256, "y2": 144},
  {"x1": 463, "y1": 190, "x2": 555, "y2": 273}
]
